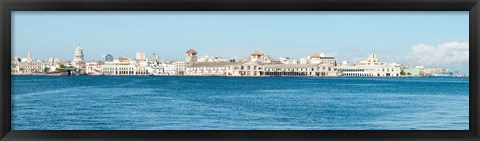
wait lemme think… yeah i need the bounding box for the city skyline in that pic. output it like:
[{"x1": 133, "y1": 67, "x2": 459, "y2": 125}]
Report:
[{"x1": 12, "y1": 11, "x2": 469, "y2": 74}]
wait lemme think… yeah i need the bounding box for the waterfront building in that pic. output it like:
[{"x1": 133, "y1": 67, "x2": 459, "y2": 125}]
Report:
[
  {"x1": 101, "y1": 58, "x2": 148, "y2": 75},
  {"x1": 431, "y1": 72, "x2": 453, "y2": 77},
  {"x1": 161, "y1": 63, "x2": 176, "y2": 75},
  {"x1": 86, "y1": 61, "x2": 103, "y2": 75},
  {"x1": 102, "y1": 54, "x2": 113, "y2": 62},
  {"x1": 423, "y1": 68, "x2": 450, "y2": 76},
  {"x1": 173, "y1": 61, "x2": 188, "y2": 75},
  {"x1": 231, "y1": 61, "x2": 265, "y2": 76},
  {"x1": 11, "y1": 52, "x2": 44, "y2": 74},
  {"x1": 185, "y1": 62, "x2": 241, "y2": 76},
  {"x1": 263, "y1": 63, "x2": 338, "y2": 76},
  {"x1": 338, "y1": 53, "x2": 401, "y2": 77},
  {"x1": 185, "y1": 49, "x2": 198, "y2": 63},
  {"x1": 300, "y1": 53, "x2": 337, "y2": 66},
  {"x1": 136, "y1": 52, "x2": 146, "y2": 61},
  {"x1": 186, "y1": 51, "x2": 340, "y2": 77},
  {"x1": 402, "y1": 65, "x2": 425, "y2": 76},
  {"x1": 146, "y1": 61, "x2": 164, "y2": 76},
  {"x1": 185, "y1": 61, "x2": 265, "y2": 76},
  {"x1": 72, "y1": 44, "x2": 85, "y2": 68},
  {"x1": 186, "y1": 51, "x2": 294, "y2": 76}
]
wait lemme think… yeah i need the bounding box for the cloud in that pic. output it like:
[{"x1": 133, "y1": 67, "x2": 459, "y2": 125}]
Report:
[{"x1": 409, "y1": 41, "x2": 468, "y2": 66}]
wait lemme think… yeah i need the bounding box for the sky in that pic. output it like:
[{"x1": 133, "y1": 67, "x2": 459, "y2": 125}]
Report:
[{"x1": 12, "y1": 11, "x2": 469, "y2": 74}]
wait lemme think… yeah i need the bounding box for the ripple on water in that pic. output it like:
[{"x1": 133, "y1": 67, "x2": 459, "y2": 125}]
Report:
[{"x1": 11, "y1": 76, "x2": 469, "y2": 130}]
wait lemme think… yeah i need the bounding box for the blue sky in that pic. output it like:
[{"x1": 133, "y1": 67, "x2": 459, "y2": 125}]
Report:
[{"x1": 12, "y1": 11, "x2": 469, "y2": 74}]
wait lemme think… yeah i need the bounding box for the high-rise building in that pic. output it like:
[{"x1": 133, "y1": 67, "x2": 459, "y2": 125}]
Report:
[
  {"x1": 102, "y1": 54, "x2": 113, "y2": 62},
  {"x1": 185, "y1": 49, "x2": 197, "y2": 63}
]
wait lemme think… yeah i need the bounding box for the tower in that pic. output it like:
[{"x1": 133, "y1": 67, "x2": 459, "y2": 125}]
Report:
[
  {"x1": 186, "y1": 49, "x2": 197, "y2": 63},
  {"x1": 250, "y1": 51, "x2": 262, "y2": 63},
  {"x1": 26, "y1": 52, "x2": 32, "y2": 62}
]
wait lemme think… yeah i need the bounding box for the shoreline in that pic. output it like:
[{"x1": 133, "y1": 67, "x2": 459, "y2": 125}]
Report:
[{"x1": 10, "y1": 74, "x2": 467, "y2": 78}]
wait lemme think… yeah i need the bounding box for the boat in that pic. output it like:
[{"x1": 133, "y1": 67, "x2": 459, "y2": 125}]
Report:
[{"x1": 47, "y1": 70, "x2": 71, "y2": 76}]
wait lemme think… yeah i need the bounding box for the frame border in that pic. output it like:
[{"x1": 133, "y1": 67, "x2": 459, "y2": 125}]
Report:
[{"x1": 1, "y1": 0, "x2": 479, "y2": 141}]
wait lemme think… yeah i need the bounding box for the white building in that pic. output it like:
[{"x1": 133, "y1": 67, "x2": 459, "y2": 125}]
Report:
[
  {"x1": 185, "y1": 62, "x2": 242, "y2": 76},
  {"x1": 85, "y1": 61, "x2": 103, "y2": 75},
  {"x1": 263, "y1": 63, "x2": 338, "y2": 77},
  {"x1": 338, "y1": 53, "x2": 401, "y2": 77},
  {"x1": 102, "y1": 58, "x2": 148, "y2": 75},
  {"x1": 146, "y1": 62, "x2": 164, "y2": 76},
  {"x1": 300, "y1": 53, "x2": 337, "y2": 66},
  {"x1": 161, "y1": 63, "x2": 176, "y2": 75},
  {"x1": 173, "y1": 61, "x2": 188, "y2": 75},
  {"x1": 72, "y1": 44, "x2": 85, "y2": 68},
  {"x1": 11, "y1": 52, "x2": 44, "y2": 74}
]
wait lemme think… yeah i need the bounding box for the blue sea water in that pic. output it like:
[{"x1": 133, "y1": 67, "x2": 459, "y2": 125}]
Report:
[{"x1": 12, "y1": 76, "x2": 469, "y2": 130}]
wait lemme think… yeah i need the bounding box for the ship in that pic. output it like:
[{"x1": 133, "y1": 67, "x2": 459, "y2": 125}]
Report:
[{"x1": 47, "y1": 70, "x2": 71, "y2": 76}]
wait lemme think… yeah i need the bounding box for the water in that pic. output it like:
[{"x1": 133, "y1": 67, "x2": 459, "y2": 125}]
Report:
[{"x1": 12, "y1": 76, "x2": 469, "y2": 130}]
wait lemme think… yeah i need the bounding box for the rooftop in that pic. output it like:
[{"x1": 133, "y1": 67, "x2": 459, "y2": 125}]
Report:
[
  {"x1": 186, "y1": 49, "x2": 197, "y2": 54},
  {"x1": 251, "y1": 51, "x2": 262, "y2": 56}
]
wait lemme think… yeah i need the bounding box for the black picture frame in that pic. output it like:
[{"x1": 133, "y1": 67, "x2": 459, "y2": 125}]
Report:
[{"x1": 1, "y1": 0, "x2": 479, "y2": 141}]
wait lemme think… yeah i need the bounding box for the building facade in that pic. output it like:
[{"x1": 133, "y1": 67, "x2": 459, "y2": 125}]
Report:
[
  {"x1": 263, "y1": 63, "x2": 338, "y2": 76},
  {"x1": 11, "y1": 52, "x2": 44, "y2": 74},
  {"x1": 338, "y1": 53, "x2": 401, "y2": 77},
  {"x1": 300, "y1": 53, "x2": 337, "y2": 66},
  {"x1": 85, "y1": 61, "x2": 103, "y2": 75},
  {"x1": 102, "y1": 58, "x2": 148, "y2": 75}
]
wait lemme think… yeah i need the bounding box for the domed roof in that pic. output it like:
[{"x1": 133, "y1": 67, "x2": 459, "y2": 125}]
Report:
[
  {"x1": 75, "y1": 43, "x2": 82, "y2": 50},
  {"x1": 251, "y1": 51, "x2": 262, "y2": 56},
  {"x1": 186, "y1": 49, "x2": 197, "y2": 54},
  {"x1": 311, "y1": 53, "x2": 320, "y2": 58}
]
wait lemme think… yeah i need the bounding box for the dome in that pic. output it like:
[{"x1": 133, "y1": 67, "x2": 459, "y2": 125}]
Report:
[
  {"x1": 311, "y1": 53, "x2": 320, "y2": 58},
  {"x1": 251, "y1": 51, "x2": 262, "y2": 56},
  {"x1": 186, "y1": 49, "x2": 197, "y2": 54}
]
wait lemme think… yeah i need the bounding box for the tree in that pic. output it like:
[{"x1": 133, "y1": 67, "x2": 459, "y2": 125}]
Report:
[{"x1": 400, "y1": 70, "x2": 404, "y2": 75}]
